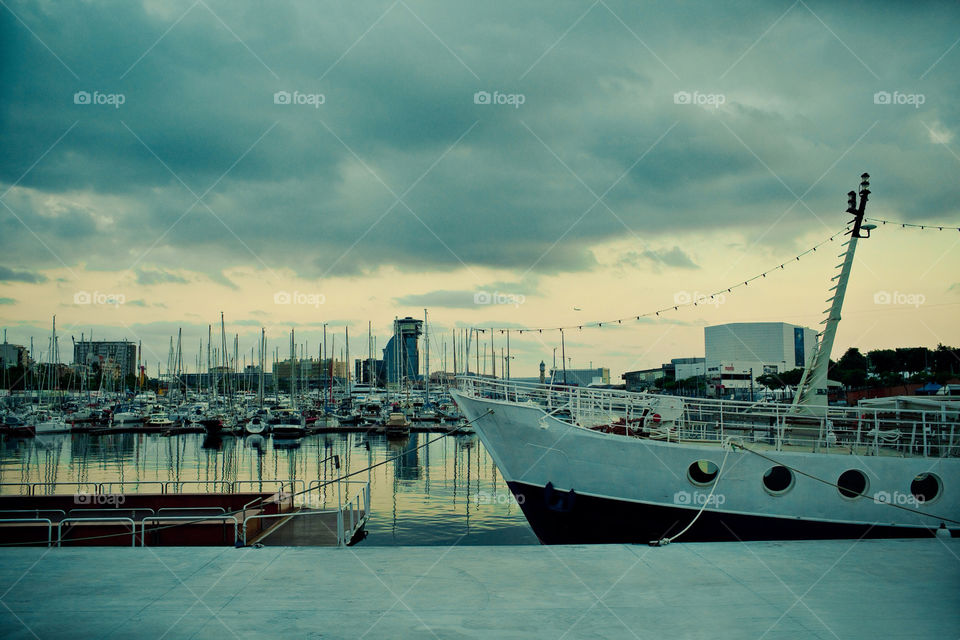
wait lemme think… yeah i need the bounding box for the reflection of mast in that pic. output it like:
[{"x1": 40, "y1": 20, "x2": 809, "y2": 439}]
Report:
[
  {"x1": 423, "y1": 433, "x2": 430, "y2": 497},
  {"x1": 464, "y1": 437, "x2": 472, "y2": 532}
]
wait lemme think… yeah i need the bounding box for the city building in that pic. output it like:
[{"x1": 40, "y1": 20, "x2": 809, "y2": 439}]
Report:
[
  {"x1": 275, "y1": 358, "x2": 346, "y2": 389},
  {"x1": 622, "y1": 367, "x2": 664, "y2": 392},
  {"x1": 704, "y1": 322, "x2": 817, "y2": 399},
  {"x1": 355, "y1": 358, "x2": 384, "y2": 386},
  {"x1": 73, "y1": 340, "x2": 138, "y2": 379},
  {"x1": 622, "y1": 358, "x2": 705, "y2": 392},
  {"x1": 382, "y1": 317, "x2": 422, "y2": 386},
  {"x1": 0, "y1": 342, "x2": 29, "y2": 369},
  {"x1": 428, "y1": 371, "x2": 455, "y2": 386},
  {"x1": 549, "y1": 367, "x2": 610, "y2": 387},
  {"x1": 661, "y1": 357, "x2": 706, "y2": 382}
]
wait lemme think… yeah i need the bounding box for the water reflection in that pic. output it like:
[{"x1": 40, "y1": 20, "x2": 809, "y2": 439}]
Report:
[{"x1": 0, "y1": 432, "x2": 536, "y2": 545}]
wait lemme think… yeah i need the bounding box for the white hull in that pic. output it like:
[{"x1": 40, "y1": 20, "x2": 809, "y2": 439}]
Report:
[{"x1": 452, "y1": 389, "x2": 959, "y2": 542}]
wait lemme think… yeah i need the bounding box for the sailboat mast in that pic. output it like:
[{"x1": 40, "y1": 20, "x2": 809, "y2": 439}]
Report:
[
  {"x1": 258, "y1": 328, "x2": 265, "y2": 407},
  {"x1": 290, "y1": 329, "x2": 296, "y2": 410},
  {"x1": 424, "y1": 308, "x2": 429, "y2": 401}
]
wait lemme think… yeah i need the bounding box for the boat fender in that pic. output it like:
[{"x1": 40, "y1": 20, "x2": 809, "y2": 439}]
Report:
[
  {"x1": 543, "y1": 481, "x2": 577, "y2": 513},
  {"x1": 642, "y1": 413, "x2": 661, "y2": 431}
]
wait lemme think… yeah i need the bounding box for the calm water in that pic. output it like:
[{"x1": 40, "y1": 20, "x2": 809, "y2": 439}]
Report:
[{"x1": 0, "y1": 431, "x2": 538, "y2": 546}]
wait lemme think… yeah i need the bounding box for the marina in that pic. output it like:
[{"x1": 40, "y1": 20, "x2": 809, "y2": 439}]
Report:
[{"x1": 0, "y1": 431, "x2": 536, "y2": 547}]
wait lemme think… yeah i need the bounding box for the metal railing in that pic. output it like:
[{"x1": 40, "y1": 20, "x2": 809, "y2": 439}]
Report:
[
  {"x1": 244, "y1": 480, "x2": 370, "y2": 547},
  {"x1": 0, "y1": 518, "x2": 53, "y2": 546},
  {"x1": 58, "y1": 517, "x2": 136, "y2": 547},
  {"x1": 0, "y1": 481, "x2": 99, "y2": 496},
  {"x1": 457, "y1": 376, "x2": 960, "y2": 457},
  {"x1": 157, "y1": 507, "x2": 226, "y2": 515},
  {"x1": 0, "y1": 509, "x2": 66, "y2": 519},
  {"x1": 140, "y1": 515, "x2": 239, "y2": 547},
  {"x1": 0, "y1": 479, "x2": 306, "y2": 497}
]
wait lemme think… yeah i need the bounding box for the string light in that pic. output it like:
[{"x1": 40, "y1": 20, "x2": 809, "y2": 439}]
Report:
[
  {"x1": 866, "y1": 217, "x2": 960, "y2": 232},
  {"x1": 472, "y1": 226, "x2": 855, "y2": 332}
]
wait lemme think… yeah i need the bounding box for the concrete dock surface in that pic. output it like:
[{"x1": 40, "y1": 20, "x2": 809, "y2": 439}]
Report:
[{"x1": 0, "y1": 538, "x2": 957, "y2": 639}]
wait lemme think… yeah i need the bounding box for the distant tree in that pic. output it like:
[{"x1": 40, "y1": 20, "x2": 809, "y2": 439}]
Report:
[
  {"x1": 896, "y1": 347, "x2": 929, "y2": 375},
  {"x1": 833, "y1": 348, "x2": 868, "y2": 388},
  {"x1": 837, "y1": 348, "x2": 868, "y2": 373},
  {"x1": 755, "y1": 368, "x2": 805, "y2": 392},
  {"x1": 933, "y1": 344, "x2": 959, "y2": 376},
  {"x1": 868, "y1": 349, "x2": 899, "y2": 375},
  {"x1": 676, "y1": 376, "x2": 706, "y2": 396},
  {"x1": 779, "y1": 368, "x2": 805, "y2": 387},
  {"x1": 755, "y1": 373, "x2": 784, "y2": 391}
]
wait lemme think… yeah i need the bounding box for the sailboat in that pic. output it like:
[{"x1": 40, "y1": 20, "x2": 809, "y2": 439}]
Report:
[
  {"x1": 452, "y1": 175, "x2": 959, "y2": 544},
  {"x1": 271, "y1": 330, "x2": 306, "y2": 439}
]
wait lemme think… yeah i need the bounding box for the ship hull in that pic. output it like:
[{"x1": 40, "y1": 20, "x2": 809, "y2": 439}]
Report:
[
  {"x1": 506, "y1": 480, "x2": 942, "y2": 544},
  {"x1": 451, "y1": 390, "x2": 959, "y2": 544}
]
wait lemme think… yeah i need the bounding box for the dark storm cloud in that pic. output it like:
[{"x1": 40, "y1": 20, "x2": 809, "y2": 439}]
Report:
[
  {"x1": 0, "y1": 265, "x2": 47, "y2": 283},
  {"x1": 1, "y1": 0, "x2": 959, "y2": 280}
]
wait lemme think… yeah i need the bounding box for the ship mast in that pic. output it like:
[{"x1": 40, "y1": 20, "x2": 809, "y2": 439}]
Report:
[{"x1": 791, "y1": 173, "x2": 875, "y2": 416}]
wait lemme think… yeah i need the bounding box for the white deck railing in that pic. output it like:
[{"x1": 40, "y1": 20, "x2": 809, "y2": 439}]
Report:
[{"x1": 456, "y1": 376, "x2": 960, "y2": 458}]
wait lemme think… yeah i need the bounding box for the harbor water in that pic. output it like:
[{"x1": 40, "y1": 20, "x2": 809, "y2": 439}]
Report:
[{"x1": 0, "y1": 431, "x2": 538, "y2": 546}]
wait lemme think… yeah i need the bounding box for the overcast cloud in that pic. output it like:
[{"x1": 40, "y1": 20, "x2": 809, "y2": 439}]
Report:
[{"x1": 1, "y1": 1, "x2": 958, "y2": 374}]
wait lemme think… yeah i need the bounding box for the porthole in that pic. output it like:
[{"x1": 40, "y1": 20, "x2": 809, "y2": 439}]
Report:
[
  {"x1": 762, "y1": 465, "x2": 794, "y2": 495},
  {"x1": 837, "y1": 469, "x2": 869, "y2": 499},
  {"x1": 910, "y1": 473, "x2": 942, "y2": 504},
  {"x1": 687, "y1": 460, "x2": 719, "y2": 486}
]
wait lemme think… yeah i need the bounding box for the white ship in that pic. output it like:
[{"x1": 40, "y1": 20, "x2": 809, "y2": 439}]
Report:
[{"x1": 452, "y1": 174, "x2": 960, "y2": 543}]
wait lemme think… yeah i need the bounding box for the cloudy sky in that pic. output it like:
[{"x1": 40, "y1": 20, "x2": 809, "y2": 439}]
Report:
[{"x1": 1, "y1": 0, "x2": 958, "y2": 378}]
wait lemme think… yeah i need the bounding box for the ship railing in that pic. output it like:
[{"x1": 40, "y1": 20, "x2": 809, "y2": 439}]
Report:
[{"x1": 456, "y1": 376, "x2": 959, "y2": 458}]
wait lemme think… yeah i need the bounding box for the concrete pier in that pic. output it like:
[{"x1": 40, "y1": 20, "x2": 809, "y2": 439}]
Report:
[{"x1": 1, "y1": 539, "x2": 957, "y2": 639}]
